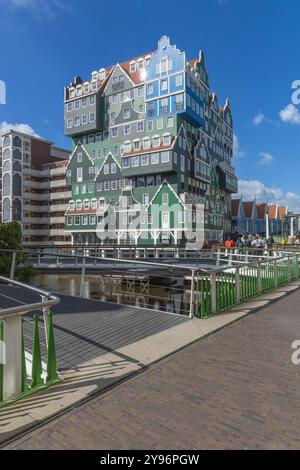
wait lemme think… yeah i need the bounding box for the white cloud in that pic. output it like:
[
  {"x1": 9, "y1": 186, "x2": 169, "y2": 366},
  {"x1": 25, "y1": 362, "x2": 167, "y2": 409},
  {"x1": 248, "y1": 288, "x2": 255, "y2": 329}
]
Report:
[
  {"x1": 237, "y1": 179, "x2": 300, "y2": 212},
  {"x1": 233, "y1": 134, "x2": 245, "y2": 159},
  {"x1": 257, "y1": 152, "x2": 273, "y2": 166},
  {"x1": 2, "y1": 0, "x2": 69, "y2": 18},
  {"x1": 279, "y1": 104, "x2": 300, "y2": 125},
  {"x1": 0, "y1": 121, "x2": 40, "y2": 137},
  {"x1": 253, "y1": 113, "x2": 265, "y2": 126}
]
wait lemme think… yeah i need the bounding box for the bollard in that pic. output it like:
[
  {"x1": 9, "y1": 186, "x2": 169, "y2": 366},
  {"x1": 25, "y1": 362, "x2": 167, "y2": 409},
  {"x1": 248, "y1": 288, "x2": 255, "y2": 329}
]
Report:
[{"x1": 31, "y1": 315, "x2": 43, "y2": 388}]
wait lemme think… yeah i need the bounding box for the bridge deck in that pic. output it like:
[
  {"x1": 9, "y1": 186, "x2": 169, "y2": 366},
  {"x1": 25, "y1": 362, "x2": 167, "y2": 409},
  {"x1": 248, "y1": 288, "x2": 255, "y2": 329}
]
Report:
[
  {"x1": 0, "y1": 282, "x2": 189, "y2": 370},
  {"x1": 5, "y1": 285, "x2": 300, "y2": 450}
]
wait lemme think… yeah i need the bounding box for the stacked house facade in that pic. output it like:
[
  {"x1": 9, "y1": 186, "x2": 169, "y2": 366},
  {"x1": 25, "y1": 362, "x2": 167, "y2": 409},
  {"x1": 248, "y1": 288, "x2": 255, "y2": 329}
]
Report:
[
  {"x1": 231, "y1": 198, "x2": 288, "y2": 235},
  {"x1": 64, "y1": 36, "x2": 237, "y2": 246},
  {"x1": 1, "y1": 129, "x2": 71, "y2": 246}
]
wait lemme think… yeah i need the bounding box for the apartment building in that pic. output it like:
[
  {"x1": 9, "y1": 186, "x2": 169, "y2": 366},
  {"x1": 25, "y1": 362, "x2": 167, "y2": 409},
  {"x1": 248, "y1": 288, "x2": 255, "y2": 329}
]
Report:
[
  {"x1": 1, "y1": 129, "x2": 71, "y2": 246},
  {"x1": 64, "y1": 36, "x2": 237, "y2": 246}
]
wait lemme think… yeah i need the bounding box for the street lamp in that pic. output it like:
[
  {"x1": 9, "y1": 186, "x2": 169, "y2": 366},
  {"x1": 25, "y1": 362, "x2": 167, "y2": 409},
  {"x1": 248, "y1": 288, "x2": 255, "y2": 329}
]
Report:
[{"x1": 265, "y1": 205, "x2": 270, "y2": 239}]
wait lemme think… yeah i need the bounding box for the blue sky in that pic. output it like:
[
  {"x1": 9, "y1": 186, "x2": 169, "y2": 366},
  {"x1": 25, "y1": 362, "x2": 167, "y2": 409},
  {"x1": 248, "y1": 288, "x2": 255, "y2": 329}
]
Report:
[{"x1": 0, "y1": 0, "x2": 300, "y2": 210}]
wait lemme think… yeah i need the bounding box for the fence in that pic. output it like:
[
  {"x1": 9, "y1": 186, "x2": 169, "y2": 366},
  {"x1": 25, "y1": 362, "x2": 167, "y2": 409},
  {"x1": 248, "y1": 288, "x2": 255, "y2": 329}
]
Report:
[{"x1": 0, "y1": 276, "x2": 60, "y2": 407}]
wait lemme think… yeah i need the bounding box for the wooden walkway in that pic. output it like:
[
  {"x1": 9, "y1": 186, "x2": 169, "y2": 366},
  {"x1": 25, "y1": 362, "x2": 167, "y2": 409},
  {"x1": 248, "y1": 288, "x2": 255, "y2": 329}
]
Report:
[{"x1": 5, "y1": 287, "x2": 300, "y2": 450}]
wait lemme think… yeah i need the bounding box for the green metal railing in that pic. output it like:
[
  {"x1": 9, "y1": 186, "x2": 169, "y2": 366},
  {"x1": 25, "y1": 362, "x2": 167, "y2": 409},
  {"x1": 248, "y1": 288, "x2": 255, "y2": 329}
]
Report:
[
  {"x1": 0, "y1": 277, "x2": 60, "y2": 408},
  {"x1": 194, "y1": 253, "x2": 300, "y2": 318}
]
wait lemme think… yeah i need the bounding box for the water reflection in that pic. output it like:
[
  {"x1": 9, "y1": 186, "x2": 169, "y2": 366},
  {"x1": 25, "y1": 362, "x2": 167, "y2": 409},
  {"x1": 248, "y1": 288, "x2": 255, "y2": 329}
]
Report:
[{"x1": 33, "y1": 274, "x2": 190, "y2": 316}]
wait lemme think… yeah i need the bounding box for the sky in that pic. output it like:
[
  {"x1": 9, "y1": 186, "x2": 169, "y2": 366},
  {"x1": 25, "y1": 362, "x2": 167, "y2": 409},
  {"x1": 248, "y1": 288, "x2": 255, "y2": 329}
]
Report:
[{"x1": 0, "y1": 0, "x2": 300, "y2": 210}]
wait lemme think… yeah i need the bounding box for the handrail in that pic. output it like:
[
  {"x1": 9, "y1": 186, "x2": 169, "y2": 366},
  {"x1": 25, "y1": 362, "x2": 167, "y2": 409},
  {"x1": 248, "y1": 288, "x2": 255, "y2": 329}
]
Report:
[{"x1": 0, "y1": 275, "x2": 60, "y2": 320}]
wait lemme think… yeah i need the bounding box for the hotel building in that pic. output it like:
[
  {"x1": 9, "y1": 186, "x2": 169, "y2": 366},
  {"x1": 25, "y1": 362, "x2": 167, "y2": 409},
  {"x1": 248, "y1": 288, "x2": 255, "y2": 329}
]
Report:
[{"x1": 64, "y1": 36, "x2": 237, "y2": 246}]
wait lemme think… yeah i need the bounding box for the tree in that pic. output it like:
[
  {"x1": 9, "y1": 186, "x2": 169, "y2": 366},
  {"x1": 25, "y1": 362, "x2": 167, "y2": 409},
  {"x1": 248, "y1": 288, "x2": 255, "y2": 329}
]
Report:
[{"x1": 0, "y1": 221, "x2": 32, "y2": 282}]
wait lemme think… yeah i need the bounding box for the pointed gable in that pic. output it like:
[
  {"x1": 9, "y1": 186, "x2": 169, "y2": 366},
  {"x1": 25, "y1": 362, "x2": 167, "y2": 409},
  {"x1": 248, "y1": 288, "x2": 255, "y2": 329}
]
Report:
[
  {"x1": 243, "y1": 201, "x2": 254, "y2": 219},
  {"x1": 67, "y1": 143, "x2": 94, "y2": 184},
  {"x1": 94, "y1": 153, "x2": 122, "y2": 182}
]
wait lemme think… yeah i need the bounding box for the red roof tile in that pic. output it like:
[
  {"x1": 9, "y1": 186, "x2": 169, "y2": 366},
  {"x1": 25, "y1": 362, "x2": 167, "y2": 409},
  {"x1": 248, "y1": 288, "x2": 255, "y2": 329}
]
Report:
[
  {"x1": 231, "y1": 199, "x2": 241, "y2": 217},
  {"x1": 243, "y1": 201, "x2": 254, "y2": 218}
]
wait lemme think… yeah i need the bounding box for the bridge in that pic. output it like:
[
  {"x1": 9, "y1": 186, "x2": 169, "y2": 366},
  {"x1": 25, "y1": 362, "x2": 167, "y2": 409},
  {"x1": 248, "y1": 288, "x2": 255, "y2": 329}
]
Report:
[{"x1": 0, "y1": 246, "x2": 300, "y2": 448}]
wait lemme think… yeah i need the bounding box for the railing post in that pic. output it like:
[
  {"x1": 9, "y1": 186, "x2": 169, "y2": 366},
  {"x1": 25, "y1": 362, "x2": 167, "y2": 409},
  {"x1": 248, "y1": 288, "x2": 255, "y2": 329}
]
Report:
[
  {"x1": 257, "y1": 263, "x2": 262, "y2": 294},
  {"x1": 274, "y1": 259, "x2": 278, "y2": 287},
  {"x1": 42, "y1": 295, "x2": 49, "y2": 348},
  {"x1": 80, "y1": 258, "x2": 86, "y2": 297},
  {"x1": 245, "y1": 249, "x2": 249, "y2": 263},
  {"x1": 235, "y1": 267, "x2": 241, "y2": 303},
  {"x1": 287, "y1": 257, "x2": 291, "y2": 282},
  {"x1": 210, "y1": 272, "x2": 217, "y2": 314},
  {"x1": 228, "y1": 249, "x2": 233, "y2": 267},
  {"x1": 189, "y1": 269, "x2": 195, "y2": 318},
  {"x1": 10, "y1": 252, "x2": 16, "y2": 280},
  {"x1": 216, "y1": 249, "x2": 220, "y2": 267}
]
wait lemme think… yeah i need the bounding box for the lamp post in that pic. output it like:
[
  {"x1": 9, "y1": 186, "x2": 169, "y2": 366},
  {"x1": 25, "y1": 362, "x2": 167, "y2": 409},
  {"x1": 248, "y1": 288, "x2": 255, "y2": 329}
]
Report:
[{"x1": 265, "y1": 206, "x2": 270, "y2": 239}]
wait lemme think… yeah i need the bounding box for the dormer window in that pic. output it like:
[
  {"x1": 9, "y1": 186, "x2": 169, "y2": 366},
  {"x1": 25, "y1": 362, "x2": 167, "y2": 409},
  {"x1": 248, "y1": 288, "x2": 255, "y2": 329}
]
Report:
[
  {"x1": 69, "y1": 88, "x2": 75, "y2": 98},
  {"x1": 130, "y1": 62, "x2": 136, "y2": 72},
  {"x1": 92, "y1": 71, "x2": 98, "y2": 80},
  {"x1": 76, "y1": 86, "x2": 82, "y2": 96},
  {"x1": 99, "y1": 69, "x2": 105, "y2": 81},
  {"x1": 91, "y1": 81, "x2": 97, "y2": 91},
  {"x1": 137, "y1": 59, "x2": 144, "y2": 70},
  {"x1": 84, "y1": 83, "x2": 90, "y2": 93}
]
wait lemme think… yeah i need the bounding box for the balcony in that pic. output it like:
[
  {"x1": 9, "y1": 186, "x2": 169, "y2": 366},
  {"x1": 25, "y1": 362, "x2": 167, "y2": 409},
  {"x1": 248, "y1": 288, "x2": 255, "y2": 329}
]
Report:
[
  {"x1": 23, "y1": 192, "x2": 49, "y2": 201},
  {"x1": 23, "y1": 205, "x2": 49, "y2": 213},
  {"x1": 50, "y1": 167, "x2": 66, "y2": 176},
  {"x1": 50, "y1": 191, "x2": 71, "y2": 200},
  {"x1": 50, "y1": 204, "x2": 67, "y2": 212},
  {"x1": 50, "y1": 179, "x2": 66, "y2": 189},
  {"x1": 23, "y1": 216, "x2": 50, "y2": 224},
  {"x1": 23, "y1": 180, "x2": 50, "y2": 189},
  {"x1": 50, "y1": 216, "x2": 65, "y2": 224},
  {"x1": 50, "y1": 229, "x2": 65, "y2": 236}
]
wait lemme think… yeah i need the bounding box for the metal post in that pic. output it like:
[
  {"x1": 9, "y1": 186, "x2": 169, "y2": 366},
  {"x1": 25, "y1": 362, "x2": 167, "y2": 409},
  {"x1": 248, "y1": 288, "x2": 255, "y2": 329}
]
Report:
[
  {"x1": 189, "y1": 270, "x2": 195, "y2": 318},
  {"x1": 216, "y1": 249, "x2": 220, "y2": 267},
  {"x1": 235, "y1": 267, "x2": 241, "y2": 303},
  {"x1": 274, "y1": 259, "x2": 278, "y2": 287},
  {"x1": 287, "y1": 257, "x2": 291, "y2": 282},
  {"x1": 228, "y1": 249, "x2": 233, "y2": 267},
  {"x1": 42, "y1": 295, "x2": 49, "y2": 348},
  {"x1": 257, "y1": 263, "x2": 262, "y2": 294},
  {"x1": 10, "y1": 252, "x2": 16, "y2": 280},
  {"x1": 80, "y1": 258, "x2": 86, "y2": 297},
  {"x1": 210, "y1": 272, "x2": 217, "y2": 314}
]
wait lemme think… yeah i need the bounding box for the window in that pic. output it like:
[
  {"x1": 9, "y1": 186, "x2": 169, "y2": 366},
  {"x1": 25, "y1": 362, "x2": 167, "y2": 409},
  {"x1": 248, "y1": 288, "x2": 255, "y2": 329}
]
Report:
[
  {"x1": 83, "y1": 199, "x2": 90, "y2": 209},
  {"x1": 90, "y1": 95, "x2": 96, "y2": 105},
  {"x1": 157, "y1": 118, "x2": 163, "y2": 130},
  {"x1": 161, "y1": 79, "x2": 168, "y2": 91},
  {"x1": 137, "y1": 121, "x2": 144, "y2": 132},
  {"x1": 161, "y1": 151, "x2": 170, "y2": 163},
  {"x1": 89, "y1": 112, "x2": 96, "y2": 123},
  {"x1": 76, "y1": 200, "x2": 82, "y2": 210},
  {"x1": 104, "y1": 164, "x2": 109, "y2": 174},
  {"x1": 89, "y1": 166, "x2": 94, "y2": 175},
  {"x1": 143, "y1": 194, "x2": 149, "y2": 205},
  {"x1": 69, "y1": 201, "x2": 75, "y2": 210},
  {"x1": 124, "y1": 124, "x2": 131, "y2": 135},
  {"x1": 147, "y1": 82, "x2": 154, "y2": 94},
  {"x1": 133, "y1": 140, "x2": 140, "y2": 151},
  {"x1": 160, "y1": 58, "x2": 168, "y2": 73},
  {"x1": 88, "y1": 134, "x2": 95, "y2": 143},
  {"x1": 123, "y1": 107, "x2": 130, "y2": 119},
  {"x1": 81, "y1": 184, "x2": 87, "y2": 194},
  {"x1": 147, "y1": 101, "x2": 154, "y2": 117},
  {"x1": 74, "y1": 100, "x2": 80, "y2": 110},
  {"x1": 104, "y1": 181, "x2": 110, "y2": 190},
  {"x1": 167, "y1": 116, "x2": 173, "y2": 128},
  {"x1": 141, "y1": 154, "x2": 149, "y2": 166},
  {"x1": 77, "y1": 152, "x2": 83, "y2": 163},
  {"x1": 143, "y1": 138, "x2": 150, "y2": 149},
  {"x1": 132, "y1": 156, "x2": 139, "y2": 167},
  {"x1": 77, "y1": 167, "x2": 83, "y2": 182},
  {"x1": 147, "y1": 120, "x2": 153, "y2": 131},
  {"x1": 123, "y1": 157, "x2": 130, "y2": 168},
  {"x1": 67, "y1": 216, "x2": 73, "y2": 225},
  {"x1": 111, "y1": 127, "x2": 118, "y2": 138},
  {"x1": 82, "y1": 215, "x2": 88, "y2": 225},
  {"x1": 74, "y1": 186, "x2": 79, "y2": 195},
  {"x1": 81, "y1": 97, "x2": 87, "y2": 108},
  {"x1": 124, "y1": 141, "x2": 131, "y2": 152},
  {"x1": 67, "y1": 118, "x2": 73, "y2": 129},
  {"x1": 67, "y1": 170, "x2": 72, "y2": 179},
  {"x1": 74, "y1": 216, "x2": 80, "y2": 225},
  {"x1": 137, "y1": 59, "x2": 144, "y2": 70},
  {"x1": 181, "y1": 154, "x2": 185, "y2": 172},
  {"x1": 91, "y1": 199, "x2": 97, "y2": 209},
  {"x1": 84, "y1": 84, "x2": 90, "y2": 93},
  {"x1": 89, "y1": 215, "x2": 96, "y2": 225},
  {"x1": 175, "y1": 74, "x2": 183, "y2": 87},
  {"x1": 69, "y1": 89, "x2": 75, "y2": 98},
  {"x1": 112, "y1": 94, "x2": 118, "y2": 104},
  {"x1": 67, "y1": 102, "x2": 73, "y2": 112},
  {"x1": 97, "y1": 182, "x2": 103, "y2": 191},
  {"x1": 137, "y1": 177, "x2": 145, "y2": 187},
  {"x1": 130, "y1": 62, "x2": 136, "y2": 72},
  {"x1": 163, "y1": 134, "x2": 171, "y2": 146},
  {"x1": 111, "y1": 162, "x2": 116, "y2": 173},
  {"x1": 151, "y1": 153, "x2": 159, "y2": 164},
  {"x1": 139, "y1": 104, "x2": 144, "y2": 112},
  {"x1": 152, "y1": 136, "x2": 160, "y2": 148},
  {"x1": 148, "y1": 214, "x2": 153, "y2": 224},
  {"x1": 147, "y1": 175, "x2": 155, "y2": 186},
  {"x1": 175, "y1": 94, "x2": 184, "y2": 111},
  {"x1": 160, "y1": 97, "x2": 168, "y2": 114},
  {"x1": 111, "y1": 180, "x2": 117, "y2": 190},
  {"x1": 97, "y1": 148, "x2": 103, "y2": 158},
  {"x1": 162, "y1": 193, "x2": 169, "y2": 205},
  {"x1": 110, "y1": 112, "x2": 116, "y2": 121},
  {"x1": 178, "y1": 212, "x2": 185, "y2": 224},
  {"x1": 74, "y1": 116, "x2": 80, "y2": 127},
  {"x1": 137, "y1": 86, "x2": 143, "y2": 97}
]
